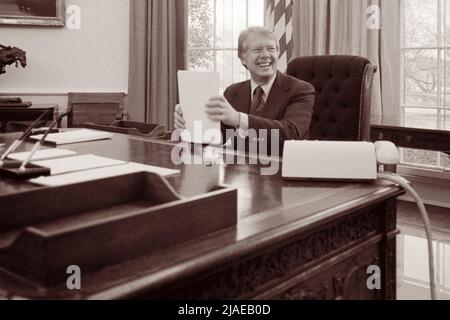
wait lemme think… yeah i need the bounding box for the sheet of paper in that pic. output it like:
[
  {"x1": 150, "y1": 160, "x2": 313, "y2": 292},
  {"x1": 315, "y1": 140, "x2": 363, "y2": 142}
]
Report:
[
  {"x1": 30, "y1": 129, "x2": 113, "y2": 145},
  {"x1": 7, "y1": 148, "x2": 77, "y2": 162},
  {"x1": 30, "y1": 162, "x2": 179, "y2": 187},
  {"x1": 32, "y1": 154, "x2": 127, "y2": 175},
  {"x1": 178, "y1": 148, "x2": 222, "y2": 197},
  {"x1": 177, "y1": 71, "x2": 222, "y2": 145}
]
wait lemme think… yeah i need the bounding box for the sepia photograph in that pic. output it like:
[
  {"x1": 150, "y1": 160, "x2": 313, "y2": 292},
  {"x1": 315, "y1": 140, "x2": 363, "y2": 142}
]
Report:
[{"x1": 0, "y1": 0, "x2": 449, "y2": 310}]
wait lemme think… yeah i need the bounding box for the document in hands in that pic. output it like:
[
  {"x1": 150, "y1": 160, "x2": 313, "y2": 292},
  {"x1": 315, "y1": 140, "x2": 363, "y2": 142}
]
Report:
[
  {"x1": 30, "y1": 129, "x2": 113, "y2": 145},
  {"x1": 177, "y1": 71, "x2": 222, "y2": 145}
]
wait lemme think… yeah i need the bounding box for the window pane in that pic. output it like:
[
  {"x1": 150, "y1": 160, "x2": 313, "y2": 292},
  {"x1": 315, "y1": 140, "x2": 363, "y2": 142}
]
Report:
[
  {"x1": 233, "y1": 0, "x2": 247, "y2": 45},
  {"x1": 442, "y1": 152, "x2": 450, "y2": 169},
  {"x1": 402, "y1": 0, "x2": 450, "y2": 171},
  {"x1": 440, "y1": 50, "x2": 446, "y2": 110},
  {"x1": 446, "y1": 109, "x2": 450, "y2": 129},
  {"x1": 188, "y1": 0, "x2": 214, "y2": 48},
  {"x1": 438, "y1": 108, "x2": 447, "y2": 130},
  {"x1": 404, "y1": 107, "x2": 438, "y2": 129},
  {"x1": 445, "y1": 50, "x2": 450, "y2": 109},
  {"x1": 188, "y1": 0, "x2": 265, "y2": 88},
  {"x1": 216, "y1": 50, "x2": 232, "y2": 90},
  {"x1": 233, "y1": 52, "x2": 247, "y2": 83},
  {"x1": 216, "y1": 0, "x2": 224, "y2": 48},
  {"x1": 402, "y1": 148, "x2": 439, "y2": 166},
  {"x1": 219, "y1": 0, "x2": 234, "y2": 48},
  {"x1": 215, "y1": 0, "x2": 264, "y2": 48},
  {"x1": 248, "y1": 0, "x2": 264, "y2": 26},
  {"x1": 404, "y1": 50, "x2": 437, "y2": 107},
  {"x1": 405, "y1": 0, "x2": 438, "y2": 47},
  {"x1": 189, "y1": 49, "x2": 214, "y2": 71},
  {"x1": 446, "y1": 0, "x2": 450, "y2": 47}
]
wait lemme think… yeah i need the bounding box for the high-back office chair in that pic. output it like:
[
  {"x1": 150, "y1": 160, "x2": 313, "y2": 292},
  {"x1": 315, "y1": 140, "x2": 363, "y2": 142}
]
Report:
[
  {"x1": 286, "y1": 55, "x2": 377, "y2": 141},
  {"x1": 66, "y1": 92, "x2": 125, "y2": 128}
]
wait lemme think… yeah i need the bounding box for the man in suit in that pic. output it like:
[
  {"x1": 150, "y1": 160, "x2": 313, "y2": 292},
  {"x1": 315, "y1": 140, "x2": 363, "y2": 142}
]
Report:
[{"x1": 174, "y1": 26, "x2": 315, "y2": 153}]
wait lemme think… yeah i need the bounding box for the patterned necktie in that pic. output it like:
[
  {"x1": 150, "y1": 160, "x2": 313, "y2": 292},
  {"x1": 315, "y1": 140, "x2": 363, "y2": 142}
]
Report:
[{"x1": 250, "y1": 86, "x2": 265, "y2": 114}]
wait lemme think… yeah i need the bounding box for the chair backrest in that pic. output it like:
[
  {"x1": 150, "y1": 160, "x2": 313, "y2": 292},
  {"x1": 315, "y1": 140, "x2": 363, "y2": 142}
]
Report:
[
  {"x1": 286, "y1": 55, "x2": 377, "y2": 141},
  {"x1": 67, "y1": 92, "x2": 125, "y2": 128}
]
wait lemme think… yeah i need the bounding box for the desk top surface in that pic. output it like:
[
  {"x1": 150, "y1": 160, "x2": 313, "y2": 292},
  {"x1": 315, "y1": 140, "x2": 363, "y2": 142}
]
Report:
[{"x1": 0, "y1": 132, "x2": 402, "y2": 298}]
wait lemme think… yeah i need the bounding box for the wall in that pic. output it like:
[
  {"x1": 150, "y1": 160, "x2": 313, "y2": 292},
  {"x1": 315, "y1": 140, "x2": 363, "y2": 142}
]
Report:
[{"x1": 0, "y1": 0, "x2": 129, "y2": 115}]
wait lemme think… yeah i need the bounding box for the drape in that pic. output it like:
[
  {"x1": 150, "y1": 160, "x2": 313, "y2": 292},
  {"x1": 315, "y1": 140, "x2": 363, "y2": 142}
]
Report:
[
  {"x1": 292, "y1": 0, "x2": 401, "y2": 121},
  {"x1": 128, "y1": 0, "x2": 187, "y2": 129}
]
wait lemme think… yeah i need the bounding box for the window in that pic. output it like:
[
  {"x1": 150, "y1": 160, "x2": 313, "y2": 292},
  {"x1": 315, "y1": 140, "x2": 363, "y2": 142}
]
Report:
[
  {"x1": 187, "y1": 0, "x2": 265, "y2": 91},
  {"x1": 401, "y1": 0, "x2": 450, "y2": 171}
]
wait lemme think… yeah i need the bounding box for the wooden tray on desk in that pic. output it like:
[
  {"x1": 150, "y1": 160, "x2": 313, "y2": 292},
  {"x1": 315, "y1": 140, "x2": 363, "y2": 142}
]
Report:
[
  {"x1": 0, "y1": 172, "x2": 237, "y2": 287},
  {"x1": 84, "y1": 121, "x2": 167, "y2": 138}
]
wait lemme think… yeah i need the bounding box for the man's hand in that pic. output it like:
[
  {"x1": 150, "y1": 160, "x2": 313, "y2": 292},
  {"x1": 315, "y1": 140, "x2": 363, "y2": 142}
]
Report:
[
  {"x1": 205, "y1": 95, "x2": 240, "y2": 127},
  {"x1": 173, "y1": 104, "x2": 186, "y2": 130}
]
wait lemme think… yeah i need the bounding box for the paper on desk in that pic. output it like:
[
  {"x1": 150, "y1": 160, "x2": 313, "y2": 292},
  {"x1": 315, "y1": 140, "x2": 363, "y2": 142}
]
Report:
[
  {"x1": 30, "y1": 162, "x2": 179, "y2": 187},
  {"x1": 8, "y1": 148, "x2": 77, "y2": 162},
  {"x1": 30, "y1": 129, "x2": 113, "y2": 145},
  {"x1": 177, "y1": 71, "x2": 222, "y2": 145},
  {"x1": 32, "y1": 154, "x2": 127, "y2": 175}
]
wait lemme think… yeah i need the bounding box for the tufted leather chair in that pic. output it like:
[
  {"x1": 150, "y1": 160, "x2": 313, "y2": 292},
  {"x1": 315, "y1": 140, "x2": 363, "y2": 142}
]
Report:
[{"x1": 286, "y1": 55, "x2": 377, "y2": 141}]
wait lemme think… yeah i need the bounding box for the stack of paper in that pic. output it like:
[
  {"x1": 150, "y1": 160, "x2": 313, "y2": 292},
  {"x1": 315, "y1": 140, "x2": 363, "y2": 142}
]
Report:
[
  {"x1": 32, "y1": 154, "x2": 127, "y2": 175},
  {"x1": 7, "y1": 148, "x2": 77, "y2": 162},
  {"x1": 30, "y1": 162, "x2": 180, "y2": 187},
  {"x1": 29, "y1": 129, "x2": 113, "y2": 145}
]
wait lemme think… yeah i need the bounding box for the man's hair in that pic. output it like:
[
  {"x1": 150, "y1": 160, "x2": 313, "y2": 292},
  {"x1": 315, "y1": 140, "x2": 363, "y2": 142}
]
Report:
[{"x1": 237, "y1": 26, "x2": 279, "y2": 59}]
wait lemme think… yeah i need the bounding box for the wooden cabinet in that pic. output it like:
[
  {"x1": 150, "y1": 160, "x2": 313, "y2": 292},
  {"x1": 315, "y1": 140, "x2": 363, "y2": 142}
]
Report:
[
  {"x1": 371, "y1": 124, "x2": 450, "y2": 153},
  {"x1": 67, "y1": 92, "x2": 125, "y2": 128}
]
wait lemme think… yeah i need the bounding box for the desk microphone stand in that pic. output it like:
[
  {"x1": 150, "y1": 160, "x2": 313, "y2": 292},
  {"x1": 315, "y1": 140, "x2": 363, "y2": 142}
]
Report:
[{"x1": 0, "y1": 111, "x2": 57, "y2": 179}]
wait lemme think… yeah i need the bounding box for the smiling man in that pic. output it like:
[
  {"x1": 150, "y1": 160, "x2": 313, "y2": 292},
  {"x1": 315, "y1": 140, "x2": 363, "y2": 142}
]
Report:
[{"x1": 174, "y1": 26, "x2": 315, "y2": 151}]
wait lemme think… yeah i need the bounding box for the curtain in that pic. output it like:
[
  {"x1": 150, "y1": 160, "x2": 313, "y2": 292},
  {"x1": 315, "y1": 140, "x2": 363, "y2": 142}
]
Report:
[
  {"x1": 128, "y1": 0, "x2": 187, "y2": 129},
  {"x1": 292, "y1": 0, "x2": 401, "y2": 122}
]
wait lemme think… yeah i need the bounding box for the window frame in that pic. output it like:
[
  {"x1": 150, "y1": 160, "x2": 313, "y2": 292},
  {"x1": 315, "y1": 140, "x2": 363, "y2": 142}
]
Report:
[
  {"x1": 400, "y1": 0, "x2": 450, "y2": 172},
  {"x1": 186, "y1": 0, "x2": 265, "y2": 89}
]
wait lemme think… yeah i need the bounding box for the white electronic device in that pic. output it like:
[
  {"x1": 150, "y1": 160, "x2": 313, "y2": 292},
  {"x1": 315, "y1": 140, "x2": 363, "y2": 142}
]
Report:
[
  {"x1": 282, "y1": 140, "x2": 378, "y2": 180},
  {"x1": 374, "y1": 140, "x2": 400, "y2": 165},
  {"x1": 281, "y1": 139, "x2": 438, "y2": 299}
]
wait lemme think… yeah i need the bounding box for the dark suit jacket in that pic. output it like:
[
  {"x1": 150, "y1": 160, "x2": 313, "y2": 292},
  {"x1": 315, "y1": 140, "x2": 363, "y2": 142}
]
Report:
[{"x1": 222, "y1": 71, "x2": 315, "y2": 152}]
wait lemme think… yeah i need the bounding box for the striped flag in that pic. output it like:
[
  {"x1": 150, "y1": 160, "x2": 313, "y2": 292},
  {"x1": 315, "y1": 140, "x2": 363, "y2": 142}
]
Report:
[{"x1": 265, "y1": 0, "x2": 294, "y2": 72}]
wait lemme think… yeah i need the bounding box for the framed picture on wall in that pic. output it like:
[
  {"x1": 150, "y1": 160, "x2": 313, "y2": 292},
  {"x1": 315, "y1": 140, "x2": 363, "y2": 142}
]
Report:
[{"x1": 0, "y1": 0, "x2": 65, "y2": 27}]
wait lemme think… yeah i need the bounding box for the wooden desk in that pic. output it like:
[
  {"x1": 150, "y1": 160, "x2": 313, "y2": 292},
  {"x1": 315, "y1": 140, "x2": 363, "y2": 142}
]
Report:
[
  {"x1": 371, "y1": 118, "x2": 450, "y2": 153},
  {"x1": 0, "y1": 133, "x2": 403, "y2": 300}
]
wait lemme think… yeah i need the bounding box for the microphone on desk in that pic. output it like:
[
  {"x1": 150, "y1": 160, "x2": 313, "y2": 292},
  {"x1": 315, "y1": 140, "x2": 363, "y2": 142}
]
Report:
[
  {"x1": 18, "y1": 113, "x2": 62, "y2": 172},
  {"x1": 0, "y1": 109, "x2": 53, "y2": 166}
]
